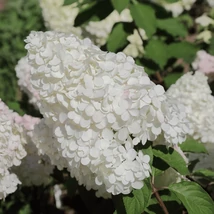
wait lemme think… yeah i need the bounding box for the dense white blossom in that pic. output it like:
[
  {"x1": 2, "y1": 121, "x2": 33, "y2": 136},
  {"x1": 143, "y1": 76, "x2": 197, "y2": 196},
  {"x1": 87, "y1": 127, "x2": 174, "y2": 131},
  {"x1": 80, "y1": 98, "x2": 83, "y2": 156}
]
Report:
[
  {"x1": 196, "y1": 30, "x2": 212, "y2": 44},
  {"x1": 167, "y1": 72, "x2": 214, "y2": 144},
  {"x1": 12, "y1": 115, "x2": 54, "y2": 186},
  {"x1": 83, "y1": 9, "x2": 132, "y2": 46},
  {"x1": 151, "y1": 0, "x2": 196, "y2": 17},
  {"x1": 123, "y1": 29, "x2": 147, "y2": 58},
  {"x1": 15, "y1": 57, "x2": 40, "y2": 107},
  {"x1": 0, "y1": 100, "x2": 26, "y2": 171},
  {"x1": 192, "y1": 50, "x2": 214, "y2": 80},
  {"x1": 0, "y1": 100, "x2": 27, "y2": 199},
  {"x1": 195, "y1": 14, "x2": 214, "y2": 27},
  {"x1": 25, "y1": 31, "x2": 190, "y2": 197},
  {"x1": 54, "y1": 184, "x2": 63, "y2": 209},
  {"x1": 39, "y1": 0, "x2": 81, "y2": 36},
  {"x1": 0, "y1": 170, "x2": 21, "y2": 200},
  {"x1": 155, "y1": 97, "x2": 192, "y2": 145}
]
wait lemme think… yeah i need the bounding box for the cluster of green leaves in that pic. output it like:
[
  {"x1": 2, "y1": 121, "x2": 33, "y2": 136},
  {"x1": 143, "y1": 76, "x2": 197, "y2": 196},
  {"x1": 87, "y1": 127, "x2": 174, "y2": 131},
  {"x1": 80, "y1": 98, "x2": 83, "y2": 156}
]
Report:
[{"x1": 0, "y1": 0, "x2": 45, "y2": 113}]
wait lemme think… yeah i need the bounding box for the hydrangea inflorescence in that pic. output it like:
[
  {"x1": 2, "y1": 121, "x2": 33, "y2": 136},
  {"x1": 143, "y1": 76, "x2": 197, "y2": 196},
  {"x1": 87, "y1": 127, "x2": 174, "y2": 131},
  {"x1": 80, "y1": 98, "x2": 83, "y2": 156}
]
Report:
[
  {"x1": 15, "y1": 56, "x2": 40, "y2": 107},
  {"x1": 0, "y1": 100, "x2": 27, "y2": 199},
  {"x1": 167, "y1": 71, "x2": 214, "y2": 144},
  {"x1": 25, "y1": 31, "x2": 190, "y2": 197},
  {"x1": 167, "y1": 71, "x2": 214, "y2": 173},
  {"x1": 39, "y1": 0, "x2": 82, "y2": 36},
  {"x1": 192, "y1": 51, "x2": 214, "y2": 81},
  {"x1": 151, "y1": 0, "x2": 196, "y2": 17},
  {"x1": 12, "y1": 115, "x2": 54, "y2": 186}
]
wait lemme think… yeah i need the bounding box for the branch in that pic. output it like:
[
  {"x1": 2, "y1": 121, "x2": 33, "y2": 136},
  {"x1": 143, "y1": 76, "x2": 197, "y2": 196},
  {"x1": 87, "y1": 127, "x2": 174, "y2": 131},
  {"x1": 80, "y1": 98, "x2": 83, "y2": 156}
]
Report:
[{"x1": 151, "y1": 180, "x2": 169, "y2": 214}]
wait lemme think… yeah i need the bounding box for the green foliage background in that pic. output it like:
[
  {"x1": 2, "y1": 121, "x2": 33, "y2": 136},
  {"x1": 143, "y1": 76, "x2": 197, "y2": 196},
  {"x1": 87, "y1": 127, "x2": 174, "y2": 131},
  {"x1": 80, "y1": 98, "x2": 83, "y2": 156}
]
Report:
[{"x1": 0, "y1": 0, "x2": 45, "y2": 114}]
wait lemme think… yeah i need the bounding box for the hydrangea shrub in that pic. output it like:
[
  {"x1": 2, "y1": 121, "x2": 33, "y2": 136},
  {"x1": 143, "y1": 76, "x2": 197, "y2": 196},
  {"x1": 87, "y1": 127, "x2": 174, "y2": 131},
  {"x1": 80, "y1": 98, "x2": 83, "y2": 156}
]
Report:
[{"x1": 1, "y1": 0, "x2": 214, "y2": 213}]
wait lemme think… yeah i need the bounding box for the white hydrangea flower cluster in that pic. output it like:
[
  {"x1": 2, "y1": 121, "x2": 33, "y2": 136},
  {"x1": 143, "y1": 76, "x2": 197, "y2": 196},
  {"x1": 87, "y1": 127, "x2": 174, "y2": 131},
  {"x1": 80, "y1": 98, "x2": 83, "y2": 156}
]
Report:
[
  {"x1": 188, "y1": 143, "x2": 214, "y2": 171},
  {"x1": 54, "y1": 184, "x2": 63, "y2": 209},
  {"x1": 154, "y1": 97, "x2": 192, "y2": 145},
  {"x1": 195, "y1": 14, "x2": 214, "y2": 28},
  {"x1": 0, "y1": 170, "x2": 21, "y2": 200},
  {"x1": 195, "y1": 14, "x2": 214, "y2": 44},
  {"x1": 197, "y1": 30, "x2": 212, "y2": 44},
  {"x1": 83, "y1": 9, "x2": 132, "y2": 46},
  {"x1": 192, "y1": 50, "x2": 214, "y2": 81},
  {"x1": 39, "y1": 0, "x2": 82, "y2": 36},
  {"x1": 0, "y1": 100, "x2": 27, "y2": 199},
  {"x1": 0, "y1": 101, "x2": 27, "y2": 171},
  {"x1": 123, "y1": 29, "x2": 147, "y2": 58},
  {"x1": 15, "y1": 56, "x2": 40, "y2": 107},
  {"x1": 25, "y1": 31, "x2": 190, "y2": 197},
  {"x1": 151, "y1": 0, "x2": 196, "y2": 17},
  {"x1": 12, "y1": 115, "x2": 54, "y2": 186},
  {"x1": 167, "y1": 72, "x2": 214, "y2": 144}
]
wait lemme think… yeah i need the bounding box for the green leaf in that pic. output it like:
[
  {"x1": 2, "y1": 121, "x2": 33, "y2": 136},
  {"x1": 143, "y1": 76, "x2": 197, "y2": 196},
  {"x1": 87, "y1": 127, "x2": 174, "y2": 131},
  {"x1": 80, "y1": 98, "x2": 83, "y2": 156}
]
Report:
[
  {"x1": 144, "y1": 67, "x2": 156, "y2": 75},
  {"x1": 7, "y1": 101, "x2": 24, "y2": 115},
  {"x1": 193, "y1": 169, "x2": 214, "y2": 180},
  {"x1": 188, "y1": 159, "x2": 200, "y2": 173},
  {"x1": 107, "y1": 22, "x2": 133, "y2": 52},
  {"x1": 135, "y1": 58, "x2": 158, "y2": 75},
  {"x1": 18, "y1": 204, "x2": 31, "y2": 214},
  {"x1": 74, "y1": 1, "x2": 113, "y2": 26},
  {"x1": 145, "y1": 190, "x2": 181, "y2": 214},
  {"x1": 167, "y1": 42, "x2": 198, "y2": 63},
  {"x1": 123, "y1": 178, "x2": 152, "y2": 214},
  {"x1": 111, "y1": 0, "x2": 129, "y2": 13},
  {"x1": 130, "y1": 3, "x2": 156, "y2": 38},
  {"x1": 169, "y1": 181, "x2": 214, "y2": 214},
  {"x1": 180, "y1": 138, "x2": 208, "y2": 154},
  {"x1": 153, "y1": 156, "x2": 170, "y2": 172},
  {"x1": 164, "y1": 72, "x2": 183, "y2": 88},
  {"x1": 178, "y1": 14, "x2": 194, "y2": 28},
  {"x1": 157, "y1": 18, "x2": 187, "y2": 37},
  {"x1": 63, "y1": 0, "x2": 77, "y2": 6},
  {"x1": 145, "y1": 39, "x2": 168, "y2": 69},
  {"x1": 153, "y1": 145, "x2": 189, "y2": 175},
  {"x1": 208, "y1": 37, "x2": 214, "y2": 55},
  {"x1": 152, "y1": 166, "x2": 163, "y2": 177}
]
